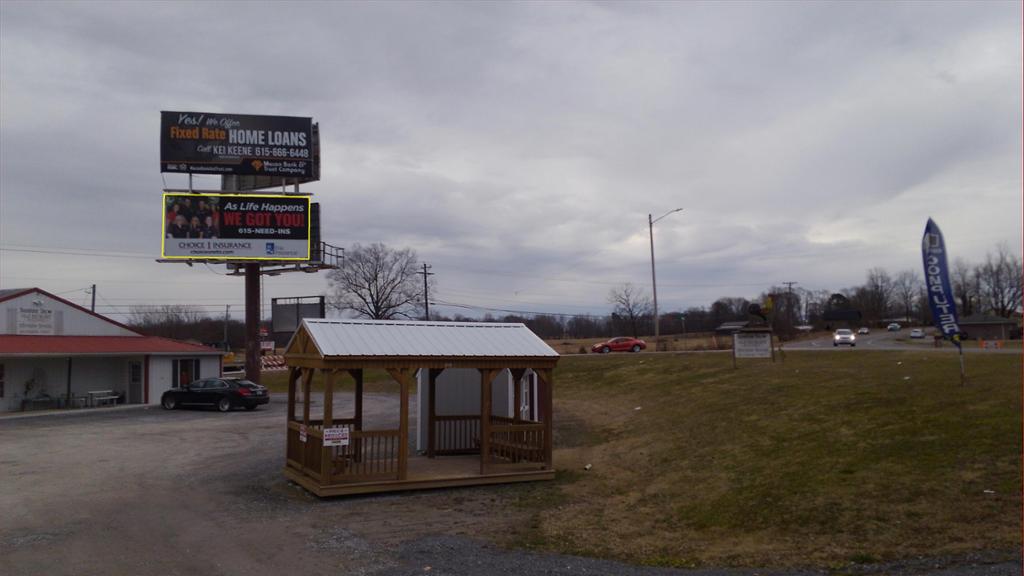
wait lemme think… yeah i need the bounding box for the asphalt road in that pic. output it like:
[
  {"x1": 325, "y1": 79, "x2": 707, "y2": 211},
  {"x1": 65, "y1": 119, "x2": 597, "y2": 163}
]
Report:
[
  {"x1": 784, "y1": 329, "x2": 1020, "y2": 353},
  {"x1": 1, "y1": 395, "x2": 1019, "y2": 576}
]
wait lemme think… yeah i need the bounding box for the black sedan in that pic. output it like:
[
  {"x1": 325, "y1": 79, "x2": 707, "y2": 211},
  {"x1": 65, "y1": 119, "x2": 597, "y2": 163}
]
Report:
[{"x1": 161, "y1": 378, "x2": 269, "y2": 412}]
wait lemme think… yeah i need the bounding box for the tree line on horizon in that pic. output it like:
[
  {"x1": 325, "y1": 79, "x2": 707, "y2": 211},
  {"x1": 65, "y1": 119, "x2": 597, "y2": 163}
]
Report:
[{"x1": 127, "y1": 241, "x2": 1021, "y2": 344}]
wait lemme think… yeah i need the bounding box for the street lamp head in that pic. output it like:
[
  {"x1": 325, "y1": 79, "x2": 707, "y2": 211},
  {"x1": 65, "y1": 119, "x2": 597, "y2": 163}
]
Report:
[{"x1": 651, "y1": 208, "x2": 684, "y2": 225}]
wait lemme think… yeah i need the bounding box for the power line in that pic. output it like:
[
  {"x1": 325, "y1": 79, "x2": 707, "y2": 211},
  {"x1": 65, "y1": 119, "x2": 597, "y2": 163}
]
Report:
[
  {"x1": 4, "y1": 244, "x2": 781, "y2": 291},
  {"x1": 0, "y1": 246, "x2": 154, "y2": 260},
  {"x1": 432, "y1": 299, "x2": 606, "y2": 319}
]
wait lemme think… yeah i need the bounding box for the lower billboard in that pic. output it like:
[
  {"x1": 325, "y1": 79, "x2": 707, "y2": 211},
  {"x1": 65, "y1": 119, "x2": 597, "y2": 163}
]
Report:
[{"x1": 161, "y1": 193, "x2": 310, "y2": 260}]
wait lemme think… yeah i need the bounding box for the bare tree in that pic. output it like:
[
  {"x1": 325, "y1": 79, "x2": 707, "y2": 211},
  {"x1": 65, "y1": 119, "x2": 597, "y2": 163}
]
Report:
[
  {"x1": 976, "y1": 243, "x2": 1023, "y2": 318},
  {"x1": 327, "y1": 243, "x2": 424, "y2": 319},
  {"x1": 128, "y1": 305, "x2": 212, "y2": 342},
  {"x1": 893, "y1": 270, "x2": 922, "y2": 321},
  {"x1": 951, "y1": 258, "x2": 979, "y2": 317},
  {"x1": 129, "y1": 304, "x2": 204, "y2": 327},
  {"x1": 608, "y1": 283, "x2": 652, "y2": 338},
  {"x1": 861, "y1": 267, "x2": 895, "y2": 321}
]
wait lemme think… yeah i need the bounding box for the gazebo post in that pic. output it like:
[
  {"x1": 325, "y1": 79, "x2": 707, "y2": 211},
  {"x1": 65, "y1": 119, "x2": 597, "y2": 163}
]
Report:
[
  {"x1": 300, "y1": 368, "x2": 314, "y2": 472},
  {"x1": 287, "y1": 367, "x2": 299, "y2": 422},
  {"x1": 510, "y1": 368, "x2": 526, "y2": 422},
  {"x1": 302, "y1": 368, "x2": 313, "y2": 426},
  {"x1": 480, "y1": 369, "x2": 493, "y2": 475},
  {"x1": 399, "y1": 370, "x2": 409, "y2": 480},
  {"x1": 321, "y1": 369, "x2": 335, "y2": 483},
  {"x1": 428, "y1": 368, "x2": 442, "y2": 458},
  {"x1": 351, "y1": 369, "x2": 363, "y2": 433},
  {"x1": 386, "y1": 368, "x2": 412, "y2": 481},
  {"x1": 350, "y1": 369, "x2": 364, "y2": 463},
  {"x1": 537, "y1": 368, "x2": 554, "y2": 470}
]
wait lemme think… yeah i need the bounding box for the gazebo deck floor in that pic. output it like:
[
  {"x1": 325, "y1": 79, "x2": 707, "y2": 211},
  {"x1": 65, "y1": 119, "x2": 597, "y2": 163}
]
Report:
[{"x1": 284, "y1": 454, "x2": 554, "y2": 497}]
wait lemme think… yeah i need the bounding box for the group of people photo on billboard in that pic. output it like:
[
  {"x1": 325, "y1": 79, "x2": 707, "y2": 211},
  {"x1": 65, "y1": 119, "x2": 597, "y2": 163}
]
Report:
[{"x1": 165, "y1": 196, "x2": 221, "y2": 239}]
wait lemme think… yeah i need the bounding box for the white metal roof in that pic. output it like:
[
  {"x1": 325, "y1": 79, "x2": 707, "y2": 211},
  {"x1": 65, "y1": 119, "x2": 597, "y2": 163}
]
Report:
[{"x1": 299, "y1": 319, "x2": 559, "y2": 358}]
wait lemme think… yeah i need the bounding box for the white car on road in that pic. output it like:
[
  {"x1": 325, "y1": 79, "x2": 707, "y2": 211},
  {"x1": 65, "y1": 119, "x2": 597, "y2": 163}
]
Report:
[{"x1": 833, "y1": 329, "x2": 856, "y2": 347}]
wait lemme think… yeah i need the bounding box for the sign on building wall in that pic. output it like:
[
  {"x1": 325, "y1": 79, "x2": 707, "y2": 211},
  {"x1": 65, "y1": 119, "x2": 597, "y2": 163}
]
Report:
[
  {"x1": 733, "y1": 331, "x2": 772, "y2": 359},
  {"x1": 161, "y1": 193, "x2": 311, "y2": 260},
  {"x1": 160, "y1": 111, "x2": 315, "y2": 178},
  {"x1": 16, "y1": 307, "x2": 55, "y2": 335}
]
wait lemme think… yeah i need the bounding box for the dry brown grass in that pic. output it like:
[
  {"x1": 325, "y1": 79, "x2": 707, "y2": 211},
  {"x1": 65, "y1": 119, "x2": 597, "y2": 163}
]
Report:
[{"x1": 504, "y1": 351, "x2": 1022, "y2": 568}]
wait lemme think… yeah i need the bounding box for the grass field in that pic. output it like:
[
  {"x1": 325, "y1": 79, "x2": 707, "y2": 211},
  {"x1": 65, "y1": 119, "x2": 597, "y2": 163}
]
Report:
[
  {"x1": 503, "y1": 350, "x2": 1021, "y2": 568},
  {"x1": 546, "y1": 333, "x2": 728, "y2": 355}
]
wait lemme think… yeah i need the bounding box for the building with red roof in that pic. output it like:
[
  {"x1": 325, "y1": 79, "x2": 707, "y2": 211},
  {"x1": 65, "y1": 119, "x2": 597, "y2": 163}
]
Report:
[{"x1": 0, "y1": 288, "x2": 221, "y2": 412}]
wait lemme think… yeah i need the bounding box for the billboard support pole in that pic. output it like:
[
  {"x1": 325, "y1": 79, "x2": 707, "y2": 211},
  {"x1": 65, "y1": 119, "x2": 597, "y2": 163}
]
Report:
[{"x1": 245, "y1": 263, "x2": 261, "y2": 384}]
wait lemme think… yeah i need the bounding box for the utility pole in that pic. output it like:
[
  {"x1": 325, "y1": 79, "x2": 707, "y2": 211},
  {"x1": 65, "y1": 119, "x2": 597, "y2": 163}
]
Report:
[
  {"x1": 223, "y1": 305, "x2": 231, "y2": 351},
  {"x1": 90, "y1": 284, "x2": 96, "y2": 312},
  {"x1": 649, "y1": 214, "x2": 659, "y2": 346},
  {"x1": 782, "y1": 281, "x2": 798, "y2": 323},
  {"x1": 648, "y1": 208, "x2": 683, "y2": 350},
  {"x1": 417, "y1": 263, "x2": 434, "y2": 321}
]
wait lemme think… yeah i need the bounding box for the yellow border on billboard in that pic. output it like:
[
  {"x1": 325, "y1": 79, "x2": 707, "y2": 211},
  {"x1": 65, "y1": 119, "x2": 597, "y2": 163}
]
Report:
[{"x1": 161, "y1": 192, "x2": 312, "y2": 261}]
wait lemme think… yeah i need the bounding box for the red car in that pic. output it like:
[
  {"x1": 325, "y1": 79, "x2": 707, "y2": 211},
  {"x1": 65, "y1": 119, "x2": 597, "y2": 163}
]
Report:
[{"x1": 591, "y1": 337, "x2": 647, "y2": 354}]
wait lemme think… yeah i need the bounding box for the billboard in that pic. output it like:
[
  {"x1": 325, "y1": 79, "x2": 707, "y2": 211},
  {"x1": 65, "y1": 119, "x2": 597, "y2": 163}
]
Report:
[
  {"x1": 161, "y1": 111, "x2": 315, "y2": 178},
  {"x1": 272, "y1": 296, "x2": 326, "y2": 334},
  {"x1": 161, "y1": 193, "x2": 310, "y2": 261},
  {"x1": 220, "y1": 123, "x2": 321, "y2": 190}
]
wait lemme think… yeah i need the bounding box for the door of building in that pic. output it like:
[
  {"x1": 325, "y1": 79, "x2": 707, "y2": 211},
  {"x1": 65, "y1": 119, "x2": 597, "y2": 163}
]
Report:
[{"x1": 128, "y1": 361, "x2": 143, "y2": 404}]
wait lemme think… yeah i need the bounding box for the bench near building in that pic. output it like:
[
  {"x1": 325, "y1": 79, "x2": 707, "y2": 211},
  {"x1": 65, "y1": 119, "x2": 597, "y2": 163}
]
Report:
[
  {"x1": 0, "y1": 288, "x2": 222, "y2": 412},
  {"x1": 283, "y1": 319, "x2": 559, "y2": 497}
]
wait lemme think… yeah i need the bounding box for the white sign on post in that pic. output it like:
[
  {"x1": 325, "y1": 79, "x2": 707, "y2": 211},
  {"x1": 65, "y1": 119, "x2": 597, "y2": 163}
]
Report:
[
  {"x1": 734, "y1": 332, "x2": 772, "y2": 359},
  {"x1": 322, "y1": 426, "x2": 350, "y2": 447}
]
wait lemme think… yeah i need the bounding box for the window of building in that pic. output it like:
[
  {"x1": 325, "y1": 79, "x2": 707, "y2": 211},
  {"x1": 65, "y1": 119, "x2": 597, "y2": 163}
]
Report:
[{"x1": 172, "y1": 359, "x2": 200, "y2": 388}]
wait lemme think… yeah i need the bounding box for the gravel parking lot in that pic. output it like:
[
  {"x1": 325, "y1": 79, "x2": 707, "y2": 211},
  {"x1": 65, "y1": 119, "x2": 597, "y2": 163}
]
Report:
[
  {"x1": 1, "y1": 394, "x2": 1018, "y2": 576},
  {"x1": 0, "y1": 394, "x2": 687, "y2": 576}
]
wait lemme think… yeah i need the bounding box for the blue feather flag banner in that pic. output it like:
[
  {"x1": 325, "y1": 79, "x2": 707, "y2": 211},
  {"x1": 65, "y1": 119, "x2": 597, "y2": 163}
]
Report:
[{"x1": 921, "y1": 218, "x2": 962, "y2": 348}]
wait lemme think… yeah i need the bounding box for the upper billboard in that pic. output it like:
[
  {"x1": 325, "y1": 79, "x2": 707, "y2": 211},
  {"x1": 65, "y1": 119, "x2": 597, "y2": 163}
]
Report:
[
  {"x1": 161, "y1": 193, "x2": 310, "y2": 261},
  {"x1": 161, "y1": 111, "x2": 315, "y2": 178}
]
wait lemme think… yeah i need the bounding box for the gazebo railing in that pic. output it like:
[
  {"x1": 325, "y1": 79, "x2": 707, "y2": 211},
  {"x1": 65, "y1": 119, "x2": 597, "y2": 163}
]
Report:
[
  {"x1": 487, "y1": 420, "x2": 546, "y2": 464},
  {"x1": 433, "y1": 415, "x2": 481, "y2": 455},
  {"x1": 328, "y1": 429, "x2": 401, "y2": 482},
  {"x1": 287, "y1": 421, "x2": 401, "y2": 484}
]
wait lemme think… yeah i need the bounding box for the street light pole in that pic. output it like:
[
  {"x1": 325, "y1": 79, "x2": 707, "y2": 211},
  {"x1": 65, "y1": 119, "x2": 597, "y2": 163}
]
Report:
[{"x1": 649, "y1": 208, "x2": 683, "y2": 350}]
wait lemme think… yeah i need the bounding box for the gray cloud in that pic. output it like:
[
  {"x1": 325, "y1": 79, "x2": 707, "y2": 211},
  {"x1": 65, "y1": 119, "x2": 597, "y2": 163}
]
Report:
[{"x1": 1, "y1": 0, "x2": 1019, "y2": 320}]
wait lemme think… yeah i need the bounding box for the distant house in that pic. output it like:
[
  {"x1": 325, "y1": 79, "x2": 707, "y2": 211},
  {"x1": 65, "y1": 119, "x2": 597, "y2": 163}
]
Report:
[
  {"x1": 715, "y1": 321, "x2": 749, "y2": 335},
  {"x1": 0, "y1": 288, "x2": 222, "y2": 412},
  {"x1": 822, "y1": 310, "x2": 863, "y2": 326},
  {"x1": 959, "y1": 315, "x2": 1019, "y2": 340}
]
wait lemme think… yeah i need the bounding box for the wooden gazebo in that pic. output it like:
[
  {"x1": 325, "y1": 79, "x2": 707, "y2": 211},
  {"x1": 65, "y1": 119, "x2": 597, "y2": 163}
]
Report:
[{"x1": 282, "y1": 319, "x2": 559, "y2": 497}]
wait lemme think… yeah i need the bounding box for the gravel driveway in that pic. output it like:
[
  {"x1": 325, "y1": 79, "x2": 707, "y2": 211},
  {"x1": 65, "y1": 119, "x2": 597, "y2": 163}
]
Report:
[{"x1": 0, "y1": 395, "x2": 1018, "y2": 576}]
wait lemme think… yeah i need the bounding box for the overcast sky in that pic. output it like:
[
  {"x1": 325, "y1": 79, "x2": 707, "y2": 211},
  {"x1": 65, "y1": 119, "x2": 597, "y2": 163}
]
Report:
[{"x1": 1, "y1": 1, "x2": 1020, "y2": 322}]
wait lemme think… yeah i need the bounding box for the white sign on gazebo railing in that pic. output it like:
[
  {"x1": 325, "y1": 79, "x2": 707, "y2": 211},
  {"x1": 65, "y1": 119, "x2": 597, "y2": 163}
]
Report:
[{"x1": 322, "y1": 426, "x2": 350, "y2": 447}]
